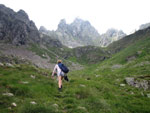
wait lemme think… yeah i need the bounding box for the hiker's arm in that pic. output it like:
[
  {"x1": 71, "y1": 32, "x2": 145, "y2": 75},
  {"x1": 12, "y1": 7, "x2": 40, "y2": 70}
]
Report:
[{"x1": 52, "y1": 65, "x2": 57, "y2": 77}]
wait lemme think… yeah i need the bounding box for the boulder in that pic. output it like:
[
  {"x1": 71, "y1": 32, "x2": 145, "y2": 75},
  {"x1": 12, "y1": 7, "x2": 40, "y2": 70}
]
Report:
[
  {"x1": 5, "y1": 63, "x2": 14, "y2": 67},
  {"x1": 125, "y1": 77, "x2": 135, "y2": 86},
  {"x1": 125, "y1": 77, "x2": 150, "y2": 90}
]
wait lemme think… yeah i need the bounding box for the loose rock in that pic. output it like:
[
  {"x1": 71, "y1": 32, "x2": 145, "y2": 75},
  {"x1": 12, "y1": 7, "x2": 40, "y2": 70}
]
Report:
[
  {"x1": 30, "y1": 101, "x2": 37, "y2": 105},
  {"x1": 31, "y1": 75, "x2": 36, "y2": 79},
  {"x1": 147, "y1": 94, "x2": 150, "y2": 98},
  {"x1": 120, "y1": 84, "x2": 126, "y2": 87},
  {"x1": 5, "y1": 63, "x2": 14, "y2": 67},
  {"x1": 12, "y1": 102, "x2": 17, "y2": 107},
  {"x1": 0, "y1": 62, "x2": 4, "y2": 66},
  {"x1": 2, "y1": 93, "x2": 14, "y2": 97},
  {"x1": 20, "y1": 81, "x2": 29, "y2": 84},
  {"x1": 80, "y1": 84, "x2": 86, "y2": 87},
  {"x1": 112, "y1": 64, "x2": 122, "y2": 69},
  {"x1": 52, "y1": 103, "x2": 58, "y2": 108},
  {"x1": 77, "y1": 106, "x2": 87, "y2": 111},
  {"x1": 125, "y1": 77, "x2": 135, "y2": 86},
  {"x1": 95, "y1": 75, "x2": 100, "y2": 77}
]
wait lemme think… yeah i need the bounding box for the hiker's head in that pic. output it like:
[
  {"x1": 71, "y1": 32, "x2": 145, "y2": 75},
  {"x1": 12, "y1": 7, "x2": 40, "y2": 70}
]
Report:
[{"x1": 57, "y1": 60, "x2": 62, "y2": 64}]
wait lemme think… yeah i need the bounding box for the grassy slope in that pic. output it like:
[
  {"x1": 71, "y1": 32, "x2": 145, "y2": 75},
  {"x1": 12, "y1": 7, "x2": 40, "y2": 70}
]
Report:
[
  {"x1": 0, "y1": 35, "x2": 150, "y2": 113},
  {"x1": 0, "y1": 30, "x2": 150, "y2": 113},
  {"x1": 107, "y1": 27, "x2": 150, "y2": 54}
]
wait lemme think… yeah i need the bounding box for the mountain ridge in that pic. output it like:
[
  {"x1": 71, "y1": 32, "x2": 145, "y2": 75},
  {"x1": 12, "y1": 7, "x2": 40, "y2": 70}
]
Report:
[{"x1": 39, "y1": 18, "x2": 126, "y2": 48}]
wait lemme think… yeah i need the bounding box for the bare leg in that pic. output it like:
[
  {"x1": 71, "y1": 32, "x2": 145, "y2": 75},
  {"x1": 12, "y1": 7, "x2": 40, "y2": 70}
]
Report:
[{"x1": 58, "y1": 76, "x2": 62, "y2": 88}]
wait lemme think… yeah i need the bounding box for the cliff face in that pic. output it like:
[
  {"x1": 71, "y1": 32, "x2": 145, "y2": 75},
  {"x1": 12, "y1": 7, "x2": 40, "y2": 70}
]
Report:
[
  {"x1": 99, "y1": 28, "x2": 126, "y2": 47},
  {"x1": 0, "y1": 4, "x2": 40, "y2": 45},
  {"x1": 56, "y1": 18, "x2": 100, "y2": 48}
]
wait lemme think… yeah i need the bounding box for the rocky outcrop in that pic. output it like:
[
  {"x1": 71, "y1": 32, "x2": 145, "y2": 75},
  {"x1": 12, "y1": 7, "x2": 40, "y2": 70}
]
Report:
[
  {"x1": 0, "y1": 4, "x2": 40, "y2": 45},
  {"x1": 139, "y1": 22, "x2": 150, "y2": 30},
  {"x1": 99, "y1": 28, "x2": 126, "y2": 47},
  {"x1": 125, "y1": 77, "x2": 150, "y2": 90},
  {"x1": 56, "y1": 18, "x2": 100, "y2": 48},
  {"x1": 40, "y1": 33, "x2": 63, "y2": 48}
]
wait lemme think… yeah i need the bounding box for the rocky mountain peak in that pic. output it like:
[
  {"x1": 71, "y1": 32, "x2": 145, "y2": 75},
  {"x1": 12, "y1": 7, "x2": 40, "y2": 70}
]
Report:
[
  {"x1": 58, "y1": 19, "x2": 67, "y2": 29},
  {"x1": 99, "y1": 28, "x2": 126, "y2": 47},
  {"x1": 39, "y1": 26, "x2": 47, "y2": 32},
  {"x1": 0, "y1": 4, "x2": 15, "y2": 16},
  {"x1": 40, "y1": 18, "x2": 126, "y2": 48},
  {"x1": 106, "y1": 28, "x2": 125, "y2": 38},
  {"x1": 0, "y1": 4, "x2": 40, "y2": 45},
  {"x1": 55, "y1": 18, "x2": 100, "y2": 47},
  {"x1": 15, "y1": 9, "x2": 29, "y2": 24},
  {"x1": 139, "y1": 22, "x2": 150, "y2": 30}
]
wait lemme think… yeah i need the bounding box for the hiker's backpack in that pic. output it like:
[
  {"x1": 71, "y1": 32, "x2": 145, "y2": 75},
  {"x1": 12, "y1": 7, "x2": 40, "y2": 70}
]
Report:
[{"x1": 58, "y1": 63, "x2": 69, "y2": 73}]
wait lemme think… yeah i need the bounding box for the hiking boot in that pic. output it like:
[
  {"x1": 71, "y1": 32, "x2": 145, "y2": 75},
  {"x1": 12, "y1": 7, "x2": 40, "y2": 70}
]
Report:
[
  {"x1": 64, "y1": 75, "x2": 69, "y2": 82},
  {"x1": 58, "y1": 88, "x2": 62, "y2": 92}
]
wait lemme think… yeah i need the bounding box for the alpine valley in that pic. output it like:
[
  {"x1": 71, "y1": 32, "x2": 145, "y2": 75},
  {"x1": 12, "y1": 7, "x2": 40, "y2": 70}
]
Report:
[{"x1": 0, "y1": 4, "x2": 150, "y2": 113}]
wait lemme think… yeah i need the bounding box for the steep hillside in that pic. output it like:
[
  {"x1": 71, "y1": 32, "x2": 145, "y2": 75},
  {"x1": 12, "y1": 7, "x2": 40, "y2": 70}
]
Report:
[
  {"x1": 68, "y1": 46, "x2": 110, "y2": 64},
  {"x1": 0, "y1": 34, "x2": 150, "y2": 112},
  {"x1": 0, "y1": 4, "x2": 83, "y2": 70},
  {"x1": 107, "y1": 26, "x2": 150, "y2": 54}
]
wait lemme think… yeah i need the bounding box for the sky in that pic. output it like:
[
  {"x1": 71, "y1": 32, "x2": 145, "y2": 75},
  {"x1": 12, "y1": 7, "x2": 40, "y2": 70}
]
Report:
[{"x1": 0, "y1": 0, "x2": 150, "y2": 34}]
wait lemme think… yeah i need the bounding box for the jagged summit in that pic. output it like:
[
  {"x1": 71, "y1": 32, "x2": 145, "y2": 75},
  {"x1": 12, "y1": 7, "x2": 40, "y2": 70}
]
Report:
[
  {"x1": 40, "y1": 18, "x2": 126, "y2": 48},
  {"x1": 139, "y1": 22, "x2": 150, "y2": 30},
  {"x1": 0, "y1": 4, "x2": 40, "y2": 45}
]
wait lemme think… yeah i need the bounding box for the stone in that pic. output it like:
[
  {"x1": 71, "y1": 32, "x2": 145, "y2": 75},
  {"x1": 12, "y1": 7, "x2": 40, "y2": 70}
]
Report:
[
  {"x1": 126, "y1": 56, "x2": 136, "y2": 62},
  {"x1": 0, "y1": 62, "x2": 4, "y2": 66},
  {"x1": 2, "y1": 93, "x2": 14, "y2": 97},
  {"x1": 80, "y1": 84, "x2": 86, "y2": 87},
  {"x1": 131, "y1": 92, "x2": 134, "y2": 95},
  {"x1": 30, "y1": 101, "x2": 37, "y2": 105},
  {"x1": 120, "y1": 84, "x2": 126, "y2": 87},
  {"x1": 95, "y1": 75, "x2": 100, "y2": 77},
  {"x1": 147, "y1": 94, "x2": 150, "y2": 98},
  {"x1": 77, "y1": 106, "x2": 87, "y2": 111},
  {"x1": 20, "y1": 81, "x2": 29, "y2": 84},
  {"x1": 116, "y1": 79, "x2": 120, "y2": 82},
  {"x1": 125, "y1": 77, "x2": 135, "y2": 86},
  {"x1": 53, "y1": 104, "x2": 58, "y2": 108},
  {"x1": 5, "y1": 63, "x2": 14, "y2": 67},
  {"x1": 12, "y1": 102, "x2": 17, "y2": 107},
  {"x1": 31, "y1": 75, "x2": 35, "y2": 79},
  {"x1": 112, "y1": 64, "x2": 122, "y2": 69},
  {"x1": 125, "y1": 77, "x2": 150, "y2": 90}
]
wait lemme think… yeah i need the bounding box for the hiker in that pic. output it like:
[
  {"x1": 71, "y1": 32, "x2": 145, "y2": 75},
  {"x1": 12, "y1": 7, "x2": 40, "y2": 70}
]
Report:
[{"x1": 51, "y1": 60, "x2": 69, "y2": 91}]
